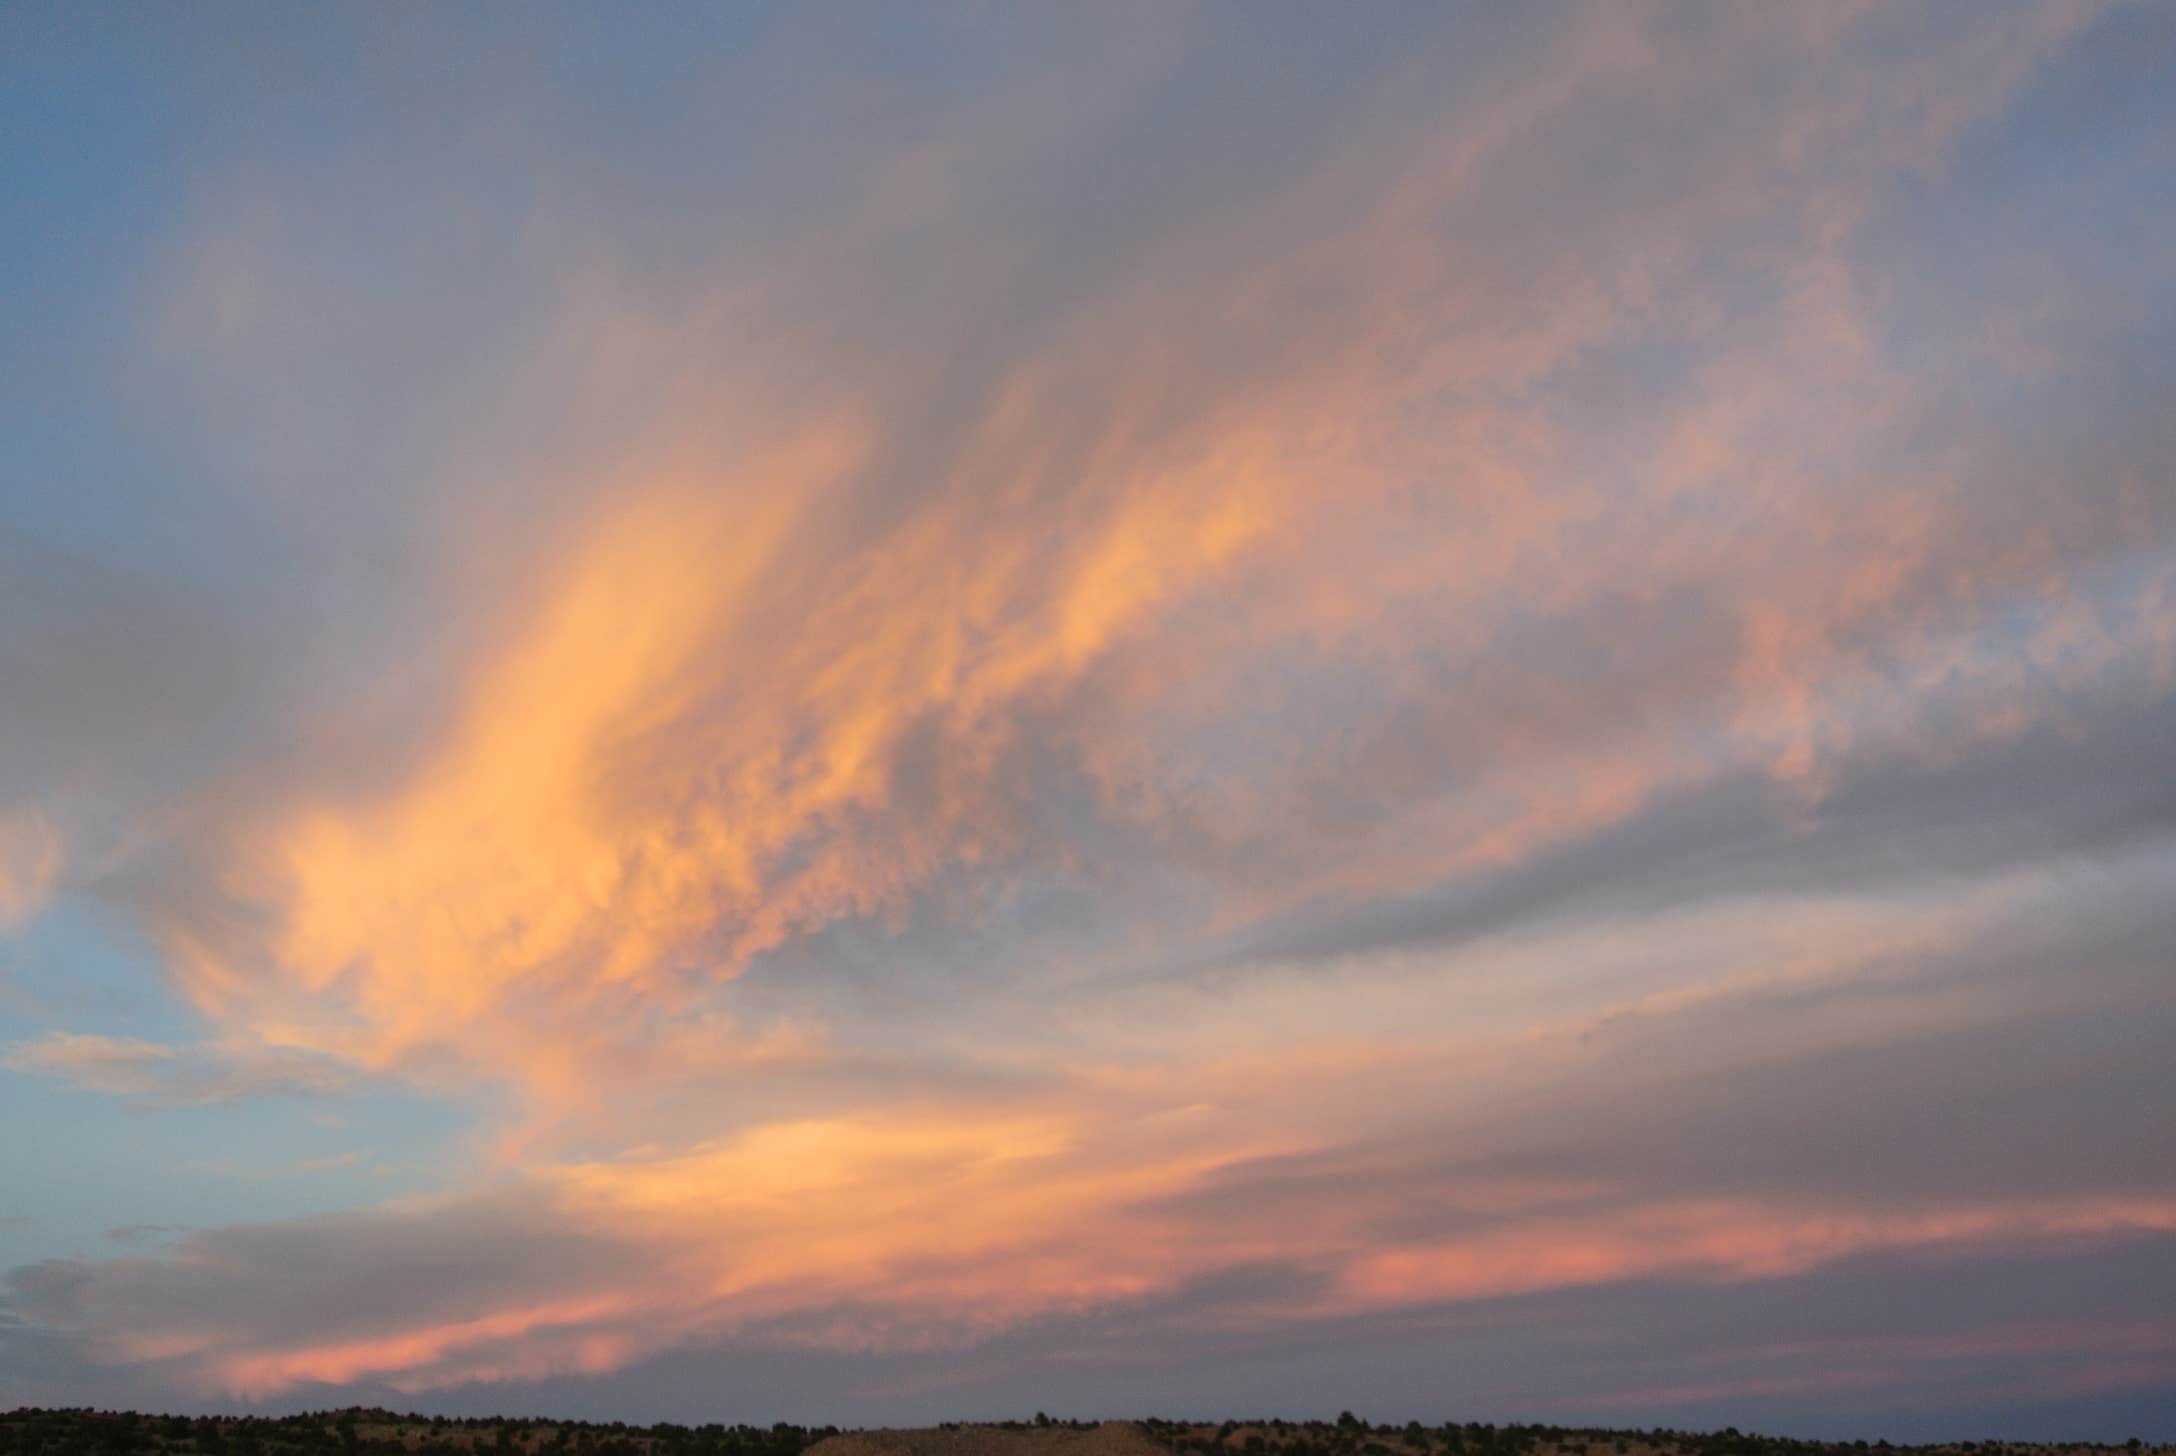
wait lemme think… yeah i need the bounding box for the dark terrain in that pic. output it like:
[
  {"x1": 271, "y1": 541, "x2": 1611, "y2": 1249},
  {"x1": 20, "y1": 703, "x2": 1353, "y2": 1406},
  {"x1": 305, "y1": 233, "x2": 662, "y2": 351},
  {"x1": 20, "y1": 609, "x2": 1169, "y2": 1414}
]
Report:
[{"x1": 1, "y1": 1411, "x2": 2164, "y2": 1456}]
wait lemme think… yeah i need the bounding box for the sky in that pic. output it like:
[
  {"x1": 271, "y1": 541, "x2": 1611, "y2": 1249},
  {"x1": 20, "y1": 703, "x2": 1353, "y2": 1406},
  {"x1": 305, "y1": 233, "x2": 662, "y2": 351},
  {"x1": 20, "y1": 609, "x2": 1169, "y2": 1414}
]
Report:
[{"x1": 2, "y1": 0, "x2": 2174, "y2": 1441}]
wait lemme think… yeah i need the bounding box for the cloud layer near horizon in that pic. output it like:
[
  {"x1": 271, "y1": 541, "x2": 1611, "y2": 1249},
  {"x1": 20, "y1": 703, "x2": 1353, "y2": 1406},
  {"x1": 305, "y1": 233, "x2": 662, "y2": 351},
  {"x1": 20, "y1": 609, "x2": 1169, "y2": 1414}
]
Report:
[{"x1": 2, "y1": 1, "x2": 2174, "y2": 1436}]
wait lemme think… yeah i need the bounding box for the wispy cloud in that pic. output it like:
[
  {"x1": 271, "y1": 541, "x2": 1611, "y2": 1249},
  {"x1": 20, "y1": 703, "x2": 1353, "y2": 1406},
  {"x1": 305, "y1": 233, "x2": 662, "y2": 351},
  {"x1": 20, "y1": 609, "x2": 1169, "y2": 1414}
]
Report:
[
  {"x1": 0, "y1": 1033, "x2": 352, "y2": 1106},
  {"x1": 102, "y1": 1225, "x2": 185, "y2": 1247},
  {"x1": 0, "y1": 810, "x2": 61, "y2": 931},
  {"x1": 288, "y1": 1151, "x2": 365, "y2": 1175}
]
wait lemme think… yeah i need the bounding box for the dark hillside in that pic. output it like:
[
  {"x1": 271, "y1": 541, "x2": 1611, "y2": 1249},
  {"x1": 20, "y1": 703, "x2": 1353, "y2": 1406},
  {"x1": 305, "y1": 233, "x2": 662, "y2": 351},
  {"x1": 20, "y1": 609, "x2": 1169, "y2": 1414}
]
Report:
[{"x1": 2, "y1": 1412, "x2": 2165, "y2": 1456}]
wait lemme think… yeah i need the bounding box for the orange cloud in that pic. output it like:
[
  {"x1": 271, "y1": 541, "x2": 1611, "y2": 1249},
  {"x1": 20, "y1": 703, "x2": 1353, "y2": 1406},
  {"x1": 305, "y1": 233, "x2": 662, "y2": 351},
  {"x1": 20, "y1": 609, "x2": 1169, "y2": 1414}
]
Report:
[
  {"x1": 31, "y1": 2, "x2": 2163, "y2": 1416},
  {"x1": 0, "y1": 807, "x2": 61, "y2": 929},
  {"x1": 1338, "y1": 1198, "x2": 2176, "y2": 1312},
  {"x1": 203, "y1": 1295, "x2": 642, "y2": 1399},
  {"x1": 133, "y1": 0, "x2": 2158, "y2": 1143}
]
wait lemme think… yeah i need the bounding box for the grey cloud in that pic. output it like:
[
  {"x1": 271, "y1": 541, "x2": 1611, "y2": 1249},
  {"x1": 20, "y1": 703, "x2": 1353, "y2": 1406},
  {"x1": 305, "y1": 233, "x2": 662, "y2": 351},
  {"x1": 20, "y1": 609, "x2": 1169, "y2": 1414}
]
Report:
[
  {"x1": 1145, "y1": 866, "x2": 2176, "y2": 1239},
  {"x1": 0, "y1": 538, "x2": 269, "y2": 855},
  {"x1": 3, "y1": 1181, "x2": 651, "y2": 1394},
  {"x1": 102, "y1": 1225, "x2": 187, "y2": 1247},
  {"x1": 1198, "y1": 690, "x2": 2176, "y2": 978}
]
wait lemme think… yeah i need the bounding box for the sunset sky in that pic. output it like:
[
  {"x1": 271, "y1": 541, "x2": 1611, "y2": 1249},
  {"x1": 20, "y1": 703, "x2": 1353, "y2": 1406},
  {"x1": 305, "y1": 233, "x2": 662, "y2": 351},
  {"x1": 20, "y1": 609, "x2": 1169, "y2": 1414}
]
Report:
[{"x1": 3, "y1": 2, "x2": 2174, "y2": 1440}]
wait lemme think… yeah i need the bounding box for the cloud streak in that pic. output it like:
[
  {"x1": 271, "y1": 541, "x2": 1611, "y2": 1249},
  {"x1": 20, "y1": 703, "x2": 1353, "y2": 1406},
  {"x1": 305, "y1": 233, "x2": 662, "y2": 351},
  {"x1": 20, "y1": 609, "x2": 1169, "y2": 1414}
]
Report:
[{"x1": 0, "y1": 1034, "x2": 353, "y2": 1106}]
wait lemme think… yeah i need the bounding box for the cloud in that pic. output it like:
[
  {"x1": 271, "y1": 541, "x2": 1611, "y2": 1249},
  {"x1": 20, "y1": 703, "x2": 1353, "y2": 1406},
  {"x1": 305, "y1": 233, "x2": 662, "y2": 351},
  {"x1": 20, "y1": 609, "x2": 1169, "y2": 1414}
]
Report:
[
  {"x1": 11, "y1": 1150, "x2": 2173, "y2": 1405},
  {"x1": 130, "y1": 0, "x2": 2168, "y2": 1123},
  {"x1": 102, "y1": 1226, "x2": 185, "y2": 1247},
  {"x1": 0, "y1": 809, "x2": 61, "y2": 930},
  {"x1": 8, "y1": 1232, "x2": 2171, "y2": 1435},
  {"x1": 0, "y1": 1033, "x2": 353, "y2": 1105},
  {"x1": 11, "y1": 829, "x2": 2175, "y2": 1402},
  {"x1": 288, "y1": 1151, "x2": 365, "y2": 1175},
  {"x1": 3, "y1": 0, "x2": 2174, "y2": 1428}
]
